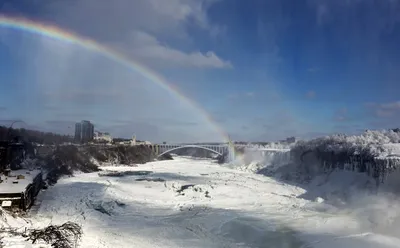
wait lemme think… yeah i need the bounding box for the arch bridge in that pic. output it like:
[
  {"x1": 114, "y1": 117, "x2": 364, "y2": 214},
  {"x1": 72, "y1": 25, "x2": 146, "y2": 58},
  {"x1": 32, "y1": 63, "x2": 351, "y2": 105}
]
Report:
[
  {"x1": 146, "y1": 143, "x2": 289, "y2": 161},
  {"x1": 150, "y1": 144, "x2": 230, "y2": 158}
]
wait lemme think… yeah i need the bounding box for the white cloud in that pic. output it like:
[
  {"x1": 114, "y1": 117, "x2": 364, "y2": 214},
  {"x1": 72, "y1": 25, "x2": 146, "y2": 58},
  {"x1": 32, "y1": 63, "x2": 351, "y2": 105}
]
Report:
[
  {"x1": 11, "y1": 0, "x2": 231, "y2": 69},
  {"x1": 363, "y1": 101, "x2": 400, "y2": 130},
  {"x1": 146, "y1": 0, "x2": 207, "y2": 26},
  {"x1": 8, "y1": 36, "x2": 226, "y2": 142},
  {"x1": 1, "y1": 0, "x2": 231, "y2": 141},
  {"x1": 366, "y1": 101, "x2": 400, "y2": 118},
  {"x1": 379, "y1": 101, "x2": 400, "y2": 111},
  {"x1": 120, "y1": 31, "x2": 232, "y2": 68}
]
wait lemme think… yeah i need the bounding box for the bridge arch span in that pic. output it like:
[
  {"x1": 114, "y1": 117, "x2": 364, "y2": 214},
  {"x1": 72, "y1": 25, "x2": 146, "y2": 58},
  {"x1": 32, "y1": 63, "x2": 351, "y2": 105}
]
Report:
[{"x1": 157, "y1": 145, "x2": 223, "y2": 157}]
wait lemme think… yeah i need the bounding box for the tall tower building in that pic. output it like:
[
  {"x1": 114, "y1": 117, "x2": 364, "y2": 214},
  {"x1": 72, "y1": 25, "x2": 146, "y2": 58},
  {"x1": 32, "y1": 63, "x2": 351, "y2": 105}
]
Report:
[
  {"x1": 75, "y1": 120, "x2": 94, "y2": 143},
  {"x1": 74, "y1": 123, "x2": 82, "y2": 143}
]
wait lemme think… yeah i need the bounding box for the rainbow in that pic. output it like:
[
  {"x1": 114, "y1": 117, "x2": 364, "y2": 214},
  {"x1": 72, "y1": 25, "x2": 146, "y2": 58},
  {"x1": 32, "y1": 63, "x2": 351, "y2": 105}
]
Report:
[{"x1": 0, "y1": 15, "x2": 233, "y2": 146}]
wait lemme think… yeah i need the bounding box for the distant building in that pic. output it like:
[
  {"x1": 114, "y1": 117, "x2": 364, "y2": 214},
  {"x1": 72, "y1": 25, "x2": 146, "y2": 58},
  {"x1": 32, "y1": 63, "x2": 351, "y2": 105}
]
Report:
[
  {"x1": 74, "y1": 123, "x2": 82, "y2": 143},
  {"x1": 74, "y1": 120, "x2": 94, "y2": 143},
  {"x1": 278, "y1": 137, "x2": 297, "y2": 144},
  {"x1": 81, "y1": 120, "x2": 94, "y2": 143},
  {"x1": 135, "y1": 140, "x2": 151, "y2": 145},
  {"x1": 286, "y1": 137, "x2": 297, "y2": 144},
  {"x1": 131, "y1": 135, "x2": 136, "y2": 146},
  {"x1": 94, "y1": 131, "x2": 112, "y2": 143}
]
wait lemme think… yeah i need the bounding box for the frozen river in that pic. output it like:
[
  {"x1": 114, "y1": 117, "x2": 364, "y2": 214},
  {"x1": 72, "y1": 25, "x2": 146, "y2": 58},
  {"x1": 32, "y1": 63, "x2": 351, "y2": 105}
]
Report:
[{"x1": 20, "y1": 157, "x2": 400, "y2": 247}]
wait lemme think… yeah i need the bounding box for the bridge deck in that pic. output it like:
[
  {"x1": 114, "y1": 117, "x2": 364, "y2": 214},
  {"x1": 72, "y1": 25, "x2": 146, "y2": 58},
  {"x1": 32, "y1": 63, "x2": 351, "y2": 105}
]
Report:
[{"x1": 151, "y1": 144, "x2": 290, "y2": 159}]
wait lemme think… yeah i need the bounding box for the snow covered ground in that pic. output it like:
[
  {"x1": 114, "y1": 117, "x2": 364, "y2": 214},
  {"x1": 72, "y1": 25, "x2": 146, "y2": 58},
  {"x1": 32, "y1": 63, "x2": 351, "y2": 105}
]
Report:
[{"x1": 2, "y1": 156, "x2": 400, "y2": 247}]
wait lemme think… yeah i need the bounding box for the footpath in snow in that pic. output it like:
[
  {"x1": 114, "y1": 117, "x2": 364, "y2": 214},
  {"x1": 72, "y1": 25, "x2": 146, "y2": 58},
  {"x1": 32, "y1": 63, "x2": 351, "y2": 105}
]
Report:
[{"x1": 7, "y1": 156, "x2": 400, "y2": 247}]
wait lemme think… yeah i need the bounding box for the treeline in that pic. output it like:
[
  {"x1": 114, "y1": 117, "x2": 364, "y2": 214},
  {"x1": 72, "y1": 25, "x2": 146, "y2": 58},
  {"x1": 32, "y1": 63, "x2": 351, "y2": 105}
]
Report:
[
  {"x1": 0, "y1": 126, "x2": 73, "y2": 145},
  {"x1": 112, "y1": 138, "x2": 131, "y2": 143}
]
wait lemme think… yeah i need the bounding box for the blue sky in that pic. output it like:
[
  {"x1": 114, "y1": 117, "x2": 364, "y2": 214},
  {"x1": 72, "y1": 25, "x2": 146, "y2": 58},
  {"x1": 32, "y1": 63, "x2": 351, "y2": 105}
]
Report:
[{"x1": 0, "y1": 0, "x2": 400, "y2": 142}]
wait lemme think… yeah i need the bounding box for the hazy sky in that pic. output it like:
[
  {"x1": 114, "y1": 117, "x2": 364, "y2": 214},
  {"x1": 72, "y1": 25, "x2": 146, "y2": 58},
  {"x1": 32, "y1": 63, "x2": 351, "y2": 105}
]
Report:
[{"x1": 0, "y1": 0, "x2": 400, "y2": 142}]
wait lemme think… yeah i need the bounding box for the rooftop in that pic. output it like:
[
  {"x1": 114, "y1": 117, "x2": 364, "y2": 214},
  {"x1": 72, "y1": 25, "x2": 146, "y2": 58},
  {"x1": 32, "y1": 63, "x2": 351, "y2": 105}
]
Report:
[{"x1": 0, "y1": 169, "x2": 42, "y2": 194}]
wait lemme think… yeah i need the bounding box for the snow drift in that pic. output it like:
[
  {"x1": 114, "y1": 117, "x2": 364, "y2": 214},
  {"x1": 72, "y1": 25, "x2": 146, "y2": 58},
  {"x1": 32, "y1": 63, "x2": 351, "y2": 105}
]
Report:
[
  {"x1": 230, "y1": 130, "x2": 400, "y2": 241},
  {"x1": 30, "y1": 157, "x2": 400, "y2": 248},
  {"x1": 234, "y1": 130, "x2": 400, "y2": 188},
  {"x1": 290, "y1": 130, "x2": 400, "y2": 186},
  {"x1": 0, "y1": 206, "x2": 82, "y2": 247}
]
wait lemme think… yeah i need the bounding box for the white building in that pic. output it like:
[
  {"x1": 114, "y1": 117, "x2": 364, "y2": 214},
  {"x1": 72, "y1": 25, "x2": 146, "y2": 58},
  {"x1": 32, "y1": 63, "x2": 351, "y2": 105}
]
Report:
[
  {"x1": 94, "y1": 131, "x2": 113, "y2": 143},
  {"x1": 131, "y1": 135, "x2": 151, "y2": 145},
  {"x1": 131, "y1": 135, "x2": 136, "y2": 146}
]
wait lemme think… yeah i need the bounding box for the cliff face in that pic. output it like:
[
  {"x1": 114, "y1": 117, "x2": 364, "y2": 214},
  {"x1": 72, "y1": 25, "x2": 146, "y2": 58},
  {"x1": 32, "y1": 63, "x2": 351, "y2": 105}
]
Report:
[
  {"x1": 85, "y1": 145, "x2": 156, "y2": 165},
  {"x1": 41, "y1": 145, "x2": 100, "y2": 185},
  {"x1": 35, "y1": 145, "x2": 156, "y2": 184}
]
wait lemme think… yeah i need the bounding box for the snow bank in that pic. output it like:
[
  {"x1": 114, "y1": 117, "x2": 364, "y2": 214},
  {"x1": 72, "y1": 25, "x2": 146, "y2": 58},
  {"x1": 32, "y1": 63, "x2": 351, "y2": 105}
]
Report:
[
  {"x1": 0, "y1": 208, "x2": 28, "y2": 229},
  {"x1": 294, "y1": 168, "x2": 400, "y2": 240},
  {"x1": 226, "y1": 130, "x2": 400, "y2": 195},
  {"x1": 292, "y1": 130, "x2": 400, "y2": 162},
  {"x1": 0, "y1": 206, "x2": 83, "y2": 248},
  {"x1": 290, "y1": 130, "x2": 400, "y2": 185},
  {"x1": 228, "y1": 130, "x2": 400, "y2": 182},
  {"x1": 225, "y1": 130, "x2": 400, "y2": 238},
  {"x1": 0, "y1": 207, "x2": 49, "y2": 247},
  {"x1": 271, "y1": 130, "x2": 400, "y2": 239},
  {"x1": 31, "y1": 157, "x2": 400, "y2": 247}
]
